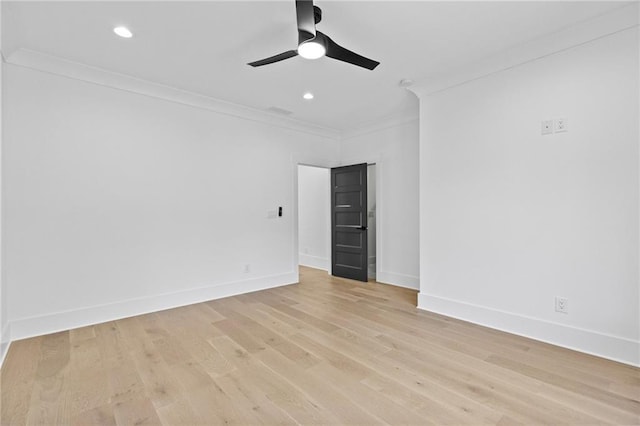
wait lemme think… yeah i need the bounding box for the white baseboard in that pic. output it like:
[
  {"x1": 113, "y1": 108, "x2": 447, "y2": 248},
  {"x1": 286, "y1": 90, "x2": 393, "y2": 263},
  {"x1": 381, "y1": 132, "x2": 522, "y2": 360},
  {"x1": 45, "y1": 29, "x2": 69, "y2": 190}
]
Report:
[
  {"x1": 377, "y1": 271, "x2": 420, "y2": 290},
  {"x1": 368, "y1": 256, "x2": 377, "y2": 277},
  {"x1": 0, "y1": 323, "x2": 10, "y2": 368},
  {"x1": 418, "y1": 293, "x2": 640, "y2": 367},
  {"x1": 9, "y1": 272, "x2": 297, "y2": 342},
  {"x1": 299, "y1": 254, "x2": 329, "y2": 271}
]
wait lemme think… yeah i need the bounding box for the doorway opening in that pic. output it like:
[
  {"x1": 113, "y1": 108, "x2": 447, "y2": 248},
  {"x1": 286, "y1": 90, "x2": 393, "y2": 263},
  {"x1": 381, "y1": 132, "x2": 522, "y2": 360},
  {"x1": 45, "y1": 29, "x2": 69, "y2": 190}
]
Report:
[
  {"x1": 297, "y1": 164, "x2": 331, "y2": 272},
  {"x1": 297, "y1": 163, "x2": 377, "y2": 281}
]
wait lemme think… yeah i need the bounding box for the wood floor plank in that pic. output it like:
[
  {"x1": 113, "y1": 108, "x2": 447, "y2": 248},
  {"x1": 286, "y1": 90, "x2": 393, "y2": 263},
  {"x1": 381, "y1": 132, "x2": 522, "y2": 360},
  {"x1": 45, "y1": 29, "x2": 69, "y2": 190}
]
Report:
[
  {"x1": 360, "y1": 369, "x2": 500, "y2": 425},
  {"x1": 151, "y1": 336, "x2": 194, "y2": 366},
  {"x1": 93, "y1": 322, "x2": 130, "y2": 370},
  {"x1": 298, "y1": 329, "x2": 507, "y2": 424},
  {"x1": 155, "y1": 303, "x2": 225, "y2": 341},
  {"x1": 25, "y1": 332, "x2": 72, "y2": 425},
  {"x1": 186, "y1": 337, "x2": 237, "y2": 378},
  {"x1": 70, "y1": 403, "x2": 117, "y2": 426},
  {"x1": 288, "y1": 332, "x2": 372, "y2": 382},
  {"x1": 106, "y1": 363, "x2": 147, "y2": 406},
  {"x1": 213, "y1": 319, "x2": 268, "y2": 354},
  {"x1": 64, "y1": 364, "x2": 110, "y2": 416},
  {"x1": 170, "y1": 359, "x2": 216, "y2": 393},
  {"x1": 0, "y1": 337, "x2": 42, "y2": 425},
  {"x1": 182, "y1": 382, "x2": 258, "y2": 426},
  {"x1": 112, "y1": 398, "x2": 162, "y2": 426},
  {"x1": 263, "y1": 301, "x2": 341, "y2": 334},
  {"x1": 485, "y1": 354, "x2": 640, "y2": 423},
  {"x1": 130, "y1": 353, "x2": 184, "y2": 409},
  {"x1": 211, "y1": 335, "x2": 341, "y2": 424},
  {"x1": 2, "y1": 266, "x2": 638, "y2": 425},
  {"x1": 308, "y1": 360, "x2": 435, "y2": 425},
  {"x1": 383, "y1": 348, "x2": 605, "y2": 424},
  {"x1": 242, "y1": 303, "x2": 306, "y2": 337},
  {"x1": 215, "y1": 371, "x2": 298, "y2": 425},
  {"x1": 69, "y1": 326, "x2": 96, "y2": 345},
  {"x1": 209, "y1": 300, "x2": 323, "y2": 369},
  {"x1": 69, "y1": 337, "x2": 103, "y2": 372},
  {"x1": 154, "y1": 397, "x2": 206, "y2": 426},
  {"x1": 256, "y1": 347, "x2": 386, "y2": 425},
  {"x1": 375, "y1": 332, "x2": 635, "y2": 423}
]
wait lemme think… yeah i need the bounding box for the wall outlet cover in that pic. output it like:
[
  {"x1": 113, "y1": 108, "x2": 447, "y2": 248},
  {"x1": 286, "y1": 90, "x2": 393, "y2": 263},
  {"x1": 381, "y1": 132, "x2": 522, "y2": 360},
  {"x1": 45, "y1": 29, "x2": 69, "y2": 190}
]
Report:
[
  {"x1": 554, "y1": 118, "x2": 568, "y2": 133},
  {"x1": 555, "y1": 296, "x2": 569, "y2": 314},
  {"x1": 541, "y1": 120, "x2": 553, "y2": 135}
]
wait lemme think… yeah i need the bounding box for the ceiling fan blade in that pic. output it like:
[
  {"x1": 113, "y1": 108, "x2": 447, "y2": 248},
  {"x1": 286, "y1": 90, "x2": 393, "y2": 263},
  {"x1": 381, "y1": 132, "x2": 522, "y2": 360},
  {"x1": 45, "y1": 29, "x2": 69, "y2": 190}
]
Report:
[
  {"x1": 321, "y1": 32, "x2": 380, "y2": 70},
  {"x1": 296, "y1": 0, "x2": 316, "y2": 44},
  {"x1": 247, "y1": 50, "x2": 298, "y2": 67}
]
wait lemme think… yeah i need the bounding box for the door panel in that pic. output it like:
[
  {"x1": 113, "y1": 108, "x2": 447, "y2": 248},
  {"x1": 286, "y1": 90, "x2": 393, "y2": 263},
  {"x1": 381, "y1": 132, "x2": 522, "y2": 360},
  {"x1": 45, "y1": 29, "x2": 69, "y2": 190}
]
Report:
[{"x1": 331, "y1": 163, "x2": 368, "y2": 282}]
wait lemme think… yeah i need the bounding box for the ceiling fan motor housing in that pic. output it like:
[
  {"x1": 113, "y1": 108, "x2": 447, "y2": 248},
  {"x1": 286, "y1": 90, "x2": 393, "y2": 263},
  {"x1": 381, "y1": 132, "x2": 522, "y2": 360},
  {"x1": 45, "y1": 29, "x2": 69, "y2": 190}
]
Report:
[{"x1": 313, "y1": 6, "x2": 322, "y2": 24}]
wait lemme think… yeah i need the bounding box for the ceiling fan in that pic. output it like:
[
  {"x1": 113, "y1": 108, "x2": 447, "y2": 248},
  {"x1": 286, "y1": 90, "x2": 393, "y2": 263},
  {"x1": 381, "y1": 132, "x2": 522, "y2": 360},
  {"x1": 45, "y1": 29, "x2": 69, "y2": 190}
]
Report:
[{"x1": 248, "y1": 0, "x2": 380, "y2": 70}]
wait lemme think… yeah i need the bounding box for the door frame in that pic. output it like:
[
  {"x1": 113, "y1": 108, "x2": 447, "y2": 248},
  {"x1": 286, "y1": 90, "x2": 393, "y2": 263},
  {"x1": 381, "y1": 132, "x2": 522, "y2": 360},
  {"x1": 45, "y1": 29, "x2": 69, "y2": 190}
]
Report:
[{"x1": 292, "y1": 154, "x2": 383, "y2": 283}]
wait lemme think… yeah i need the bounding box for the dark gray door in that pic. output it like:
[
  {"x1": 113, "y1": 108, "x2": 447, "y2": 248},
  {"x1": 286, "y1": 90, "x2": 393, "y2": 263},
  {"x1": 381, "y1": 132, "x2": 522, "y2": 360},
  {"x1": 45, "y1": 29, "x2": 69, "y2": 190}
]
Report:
[{"x1": 331, "y1": 163, "x2": 368, "y2": 282}]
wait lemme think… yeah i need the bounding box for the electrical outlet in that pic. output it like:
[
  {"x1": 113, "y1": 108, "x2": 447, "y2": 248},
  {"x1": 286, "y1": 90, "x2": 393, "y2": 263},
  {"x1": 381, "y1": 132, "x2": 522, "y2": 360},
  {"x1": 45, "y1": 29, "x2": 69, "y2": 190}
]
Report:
[
  {"x1": 244, "y1": 264, "x2": 251, "y2": 273},
  {"x1": 554, "y1": 118, "x2": 568, "y2": 133},
  {"x1": 541, "y1": 120, "x2": 553, "y2": 135},
  {"x1": 555, "y1": 296, "x2": 568, "y2": 314}
]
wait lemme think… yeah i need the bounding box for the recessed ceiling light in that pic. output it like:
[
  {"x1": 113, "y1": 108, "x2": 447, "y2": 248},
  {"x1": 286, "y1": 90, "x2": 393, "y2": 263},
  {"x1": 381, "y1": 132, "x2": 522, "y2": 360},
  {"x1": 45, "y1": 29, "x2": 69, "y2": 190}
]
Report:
[
  {"x1": 113, "y1": 26, "x2": 133, "y2": 38},
  {"x1": 303, "y1": 92, "x2": 314, "y2": 100}
]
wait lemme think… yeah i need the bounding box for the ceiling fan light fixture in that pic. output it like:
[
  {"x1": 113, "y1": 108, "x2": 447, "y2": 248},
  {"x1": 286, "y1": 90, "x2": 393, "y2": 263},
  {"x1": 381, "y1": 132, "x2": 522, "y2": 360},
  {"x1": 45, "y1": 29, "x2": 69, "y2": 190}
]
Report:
[
  {"x1": 113, "y1": 26, "x2": 133, "y2": 38},
  {"x1": 298, "y1": 40, "x2": 326, "y2": 60}
]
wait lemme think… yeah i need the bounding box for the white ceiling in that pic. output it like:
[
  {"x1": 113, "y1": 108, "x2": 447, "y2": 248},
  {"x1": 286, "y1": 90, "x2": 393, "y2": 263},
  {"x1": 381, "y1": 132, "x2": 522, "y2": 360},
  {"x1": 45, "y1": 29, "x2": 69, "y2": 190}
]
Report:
[{"x1": 2, "y1": 1, "x2": 631, "y2": 132}]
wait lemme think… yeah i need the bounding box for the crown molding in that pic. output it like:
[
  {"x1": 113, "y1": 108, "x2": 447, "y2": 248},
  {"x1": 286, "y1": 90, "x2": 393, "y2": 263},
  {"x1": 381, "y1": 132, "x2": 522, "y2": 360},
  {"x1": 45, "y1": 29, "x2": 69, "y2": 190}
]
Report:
[
  {"x1": 410, "y1": 2, "x2": 639, "y2": 98},
  {"x1": 341, "y1": 107, "x2": 419, "y2": 141},
  {"x1": 5, "y1": 48, "x2": 341, "y2": 141}
]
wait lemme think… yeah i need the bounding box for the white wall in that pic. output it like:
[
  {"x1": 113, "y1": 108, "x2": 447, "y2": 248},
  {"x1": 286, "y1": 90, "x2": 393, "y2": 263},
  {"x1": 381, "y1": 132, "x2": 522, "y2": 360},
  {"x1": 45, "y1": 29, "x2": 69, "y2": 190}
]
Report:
[
  {"x1": 3, "y1": 64, "x2": 339, "y2": 340},
  {"x1": 0, "y1": 0, "x2": 8, "y2": 364},
  {"x1": 418, "y1": 27, "x2": 639, "y2": 365},
  {"x1": 298, "y1": 165, "x2": 330, "y2": 271},
  {"x1": 341, "y1": 115, "x2": 420, "y2": 289}
]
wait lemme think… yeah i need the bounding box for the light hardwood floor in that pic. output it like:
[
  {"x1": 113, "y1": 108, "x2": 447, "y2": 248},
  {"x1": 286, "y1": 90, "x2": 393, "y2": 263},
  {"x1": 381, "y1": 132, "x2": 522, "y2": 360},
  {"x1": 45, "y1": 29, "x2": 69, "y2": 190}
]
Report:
[{"x1": 2, "y1": 266, "x2": 639, "y2": 425}]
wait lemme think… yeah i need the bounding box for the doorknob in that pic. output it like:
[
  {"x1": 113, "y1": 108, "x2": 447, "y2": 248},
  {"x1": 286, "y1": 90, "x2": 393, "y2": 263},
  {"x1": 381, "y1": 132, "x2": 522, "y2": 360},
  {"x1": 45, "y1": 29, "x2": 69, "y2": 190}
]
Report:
[{"x1": 358, "y1": 226, "x2": 368, "y2": 231}]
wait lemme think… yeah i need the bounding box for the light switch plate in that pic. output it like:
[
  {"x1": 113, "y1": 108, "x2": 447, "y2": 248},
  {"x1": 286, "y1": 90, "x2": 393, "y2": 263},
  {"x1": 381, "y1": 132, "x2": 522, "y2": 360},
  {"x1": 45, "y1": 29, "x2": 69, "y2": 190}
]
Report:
[{"x1": 541, "y1": 120, "x2": 553, "y2": 135}]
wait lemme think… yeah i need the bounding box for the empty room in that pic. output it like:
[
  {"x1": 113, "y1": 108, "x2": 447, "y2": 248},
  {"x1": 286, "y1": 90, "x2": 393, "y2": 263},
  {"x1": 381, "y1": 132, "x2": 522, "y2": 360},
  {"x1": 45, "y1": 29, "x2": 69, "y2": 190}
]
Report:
[{"x1": 1, "y1": 0, "x2": 639, "y2": 424}]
